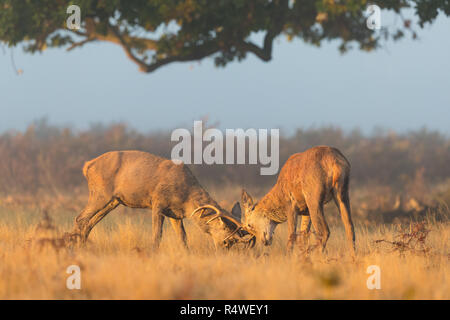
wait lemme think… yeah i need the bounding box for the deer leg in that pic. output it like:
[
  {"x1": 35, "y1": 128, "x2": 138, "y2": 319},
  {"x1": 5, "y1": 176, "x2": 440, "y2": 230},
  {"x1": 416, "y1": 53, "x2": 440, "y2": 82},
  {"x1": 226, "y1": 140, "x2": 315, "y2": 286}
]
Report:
[
  {"x1": 300, "y1": 215, "x2": 311, "y2": 233},
  {"x1": 305, "y1": 193, "x2": 329, "y2": 253},
  {"x1": 298, "y1": 215, "x2": 311, "y2": 249},
  {"x1": 169, "y1": 218, "x2": 188, "y2": 249},
  {"x1": 73, "y1": 198, "x2": 120, "y2": 244},
  {"x1": 286, "y1": 207, "x2": 298, "y2": 252},
  {"x1": 333, "y1": 184, "x2": 356, "y2": 257},
  {"x1": 151, "y1": 208, "x2": 165, "y2": 249},
  {"x1": 83, "y1": 199, "x2": 120, "y2": 243},
  {"x1": 73, "y1": 203, "x2": 101, "y2": 236}
]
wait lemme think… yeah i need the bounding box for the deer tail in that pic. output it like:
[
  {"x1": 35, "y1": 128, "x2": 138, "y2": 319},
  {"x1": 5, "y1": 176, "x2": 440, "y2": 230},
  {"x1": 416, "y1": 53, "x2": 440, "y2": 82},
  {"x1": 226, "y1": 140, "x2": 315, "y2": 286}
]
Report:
[
  {"x1": 332, "y1": 157, "x2": 350, "y2": 189},
  {"x1": 82, "y1": 160, "x2": 93, "y2": 178}
]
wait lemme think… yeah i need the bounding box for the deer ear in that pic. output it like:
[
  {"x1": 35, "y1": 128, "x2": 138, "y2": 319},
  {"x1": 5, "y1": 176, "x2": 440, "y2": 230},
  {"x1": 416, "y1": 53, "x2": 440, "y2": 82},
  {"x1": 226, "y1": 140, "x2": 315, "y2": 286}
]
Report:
[
  {"x1": 241, "y1": 189, "x2": 254, "y2": 209},
  {"x1": 231, "y1": 202, "x2": 242, "y2": 221}
]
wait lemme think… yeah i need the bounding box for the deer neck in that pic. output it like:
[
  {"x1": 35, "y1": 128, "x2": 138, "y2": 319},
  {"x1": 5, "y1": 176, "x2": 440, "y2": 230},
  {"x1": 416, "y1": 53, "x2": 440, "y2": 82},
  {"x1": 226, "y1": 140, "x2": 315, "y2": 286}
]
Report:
[
  {"x1": 185, "y1": 186, "x2": 222, "y2": 232},
  {"x1": 257, "y1": 185, "x2": 290, "y2": 223},
  {"x1": 187, "y1": 186, "x2": 218, "y2": 209}
]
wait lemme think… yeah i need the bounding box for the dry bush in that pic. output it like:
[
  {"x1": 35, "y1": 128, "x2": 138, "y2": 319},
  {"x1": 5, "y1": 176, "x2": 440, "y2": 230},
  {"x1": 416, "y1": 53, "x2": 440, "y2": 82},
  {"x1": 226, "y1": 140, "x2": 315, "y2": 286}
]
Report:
[
  {"x1": 374, "y1": 222, "x2": 431, "y2": 255},
  {"x1": 1, "y1": 120, "x2": 449, "y2": 200},
  {"x1": 24, "y1": 209, "x2": 72, "y2": 254}
]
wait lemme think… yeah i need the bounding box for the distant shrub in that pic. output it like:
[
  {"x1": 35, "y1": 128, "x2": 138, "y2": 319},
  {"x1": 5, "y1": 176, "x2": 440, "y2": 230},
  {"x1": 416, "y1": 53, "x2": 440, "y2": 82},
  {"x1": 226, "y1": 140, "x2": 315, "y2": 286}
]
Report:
[{"x1": 0, "y1": 120, "x2": 449, "y2": 195}]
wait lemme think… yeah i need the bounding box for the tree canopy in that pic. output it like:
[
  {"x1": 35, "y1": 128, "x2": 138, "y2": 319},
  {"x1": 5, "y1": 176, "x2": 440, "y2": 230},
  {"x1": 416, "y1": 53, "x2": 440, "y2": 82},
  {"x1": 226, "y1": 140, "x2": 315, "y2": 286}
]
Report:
[{"x1": 0, "y1": 0, "x2": 449, "y2": 73}]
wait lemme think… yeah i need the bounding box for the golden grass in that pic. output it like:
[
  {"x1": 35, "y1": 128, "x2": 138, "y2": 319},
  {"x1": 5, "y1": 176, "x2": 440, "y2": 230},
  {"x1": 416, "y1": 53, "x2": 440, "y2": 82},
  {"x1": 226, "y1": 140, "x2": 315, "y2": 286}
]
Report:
[{"x1": 0, "y1": 206, "x2": 448, "y2": 300}]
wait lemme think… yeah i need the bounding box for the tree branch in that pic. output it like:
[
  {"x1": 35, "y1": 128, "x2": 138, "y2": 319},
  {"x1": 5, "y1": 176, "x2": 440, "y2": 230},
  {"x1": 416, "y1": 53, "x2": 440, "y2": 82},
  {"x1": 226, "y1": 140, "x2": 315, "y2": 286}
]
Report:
[
  {"x1": 106, "y1": 21, "x2": 220, "y2": 73},
  {"x1": 75, "y1": 7, "x2": 283, "y2": 73},
  {"x1": 238, "y1": 0, "x2": 287, "y2": 62},
  {"x1": 66, "y1": 38, "x2": 96, "y2": 51},
  {"x1": 238, "y1": 37, "x2": 273, "y2": 61},
  {"x1": 238, "y1": 20, "x2": 283, "y2": 62},
  {"x1": 142, "y1": 44, "x2": 220, "y2": 73},
  {"x1": 108, "y1": 24, "x2": 154, "y2": 72}
]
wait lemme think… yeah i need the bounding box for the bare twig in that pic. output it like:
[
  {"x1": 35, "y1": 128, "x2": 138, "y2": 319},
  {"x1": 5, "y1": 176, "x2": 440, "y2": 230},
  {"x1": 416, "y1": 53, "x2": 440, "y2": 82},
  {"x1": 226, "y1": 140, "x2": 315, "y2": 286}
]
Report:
[
  {"x1": 374, "y1": 222, "x2": 431, "y2": 255},
  {"x1": 10, "y1": 49, "x2": 23, "y2": 75}
]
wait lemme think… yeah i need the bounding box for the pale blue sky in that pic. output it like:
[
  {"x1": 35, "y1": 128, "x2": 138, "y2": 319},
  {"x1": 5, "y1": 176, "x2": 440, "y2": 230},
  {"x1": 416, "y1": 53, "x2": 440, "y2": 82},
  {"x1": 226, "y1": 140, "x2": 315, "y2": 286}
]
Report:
[{"x1": 0, "y1": 13, "x2": 449, "y2": 134}]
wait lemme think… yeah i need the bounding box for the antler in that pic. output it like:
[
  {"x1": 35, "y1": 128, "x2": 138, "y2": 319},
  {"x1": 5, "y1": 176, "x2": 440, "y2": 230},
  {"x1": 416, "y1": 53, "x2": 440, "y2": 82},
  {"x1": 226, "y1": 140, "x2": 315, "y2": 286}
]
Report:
[
  {"x1": 191, "y1": 205, "x2": 242, "y2": 225},
  {"x1": 190, "y1": 205, "x2": 221, "y2": 220},
  {"x1": 190, "y1": 205, "x2": 256, "y2": 247}
]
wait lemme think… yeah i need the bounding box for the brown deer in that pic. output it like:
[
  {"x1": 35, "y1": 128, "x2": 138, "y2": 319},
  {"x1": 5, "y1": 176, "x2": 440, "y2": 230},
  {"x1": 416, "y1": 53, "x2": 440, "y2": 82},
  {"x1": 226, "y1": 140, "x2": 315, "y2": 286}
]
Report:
[
  {"x1": 237, "y1": 146, "x2": 355, "y2": 255},
  {"x1": 68, "y1": 150, "x2": 255, "y2": 249}
]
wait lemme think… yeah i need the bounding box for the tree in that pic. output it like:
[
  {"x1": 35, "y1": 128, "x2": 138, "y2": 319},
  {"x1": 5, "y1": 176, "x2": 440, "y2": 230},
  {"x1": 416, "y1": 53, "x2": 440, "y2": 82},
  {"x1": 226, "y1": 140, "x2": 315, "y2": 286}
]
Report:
[{"x1": 0, "y1": 0, "x2": 448, "y2": 73}]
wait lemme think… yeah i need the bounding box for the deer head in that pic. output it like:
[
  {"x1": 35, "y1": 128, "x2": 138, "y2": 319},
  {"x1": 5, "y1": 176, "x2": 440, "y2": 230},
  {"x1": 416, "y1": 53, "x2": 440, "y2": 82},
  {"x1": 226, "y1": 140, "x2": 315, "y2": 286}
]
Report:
[
  {"x1": 191, "y1": 205, "x2": 255, "y2": 249},
  {"x1": 234, "y1": 190, "x2": 277, "y2": 246}
]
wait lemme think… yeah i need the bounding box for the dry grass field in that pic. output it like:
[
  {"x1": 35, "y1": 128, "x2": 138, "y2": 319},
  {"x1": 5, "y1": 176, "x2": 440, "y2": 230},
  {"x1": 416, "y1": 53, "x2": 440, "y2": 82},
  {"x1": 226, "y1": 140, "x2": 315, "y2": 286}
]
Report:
[{"x1": 0, "y1": 196, "x2": 448, "y2": 300}]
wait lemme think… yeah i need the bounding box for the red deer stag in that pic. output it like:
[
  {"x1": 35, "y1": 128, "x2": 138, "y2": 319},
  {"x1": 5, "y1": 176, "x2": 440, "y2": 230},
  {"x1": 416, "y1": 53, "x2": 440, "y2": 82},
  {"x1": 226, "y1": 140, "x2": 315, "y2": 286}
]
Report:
[
  {"x1": 237, "y1": 146, "x2": 355, "y2": 255},
  {"x1": 68, "y1": 151, "x2": 255, "y2": 249}
]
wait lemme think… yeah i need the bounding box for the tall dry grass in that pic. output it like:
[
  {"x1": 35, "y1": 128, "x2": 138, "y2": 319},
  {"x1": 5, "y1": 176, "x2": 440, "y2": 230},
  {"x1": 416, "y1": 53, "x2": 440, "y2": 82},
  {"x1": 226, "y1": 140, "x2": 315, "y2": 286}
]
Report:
[{"x1": 0, "y1": 205, "x2": 448, "y2": 299}]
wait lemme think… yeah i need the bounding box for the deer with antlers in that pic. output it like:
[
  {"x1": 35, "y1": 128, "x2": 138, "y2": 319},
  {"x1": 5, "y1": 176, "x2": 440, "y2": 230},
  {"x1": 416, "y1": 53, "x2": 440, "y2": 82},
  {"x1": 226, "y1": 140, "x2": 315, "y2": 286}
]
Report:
[
  {"x1": 236, "y1": 146, "x2": 355, "y2": 255},
  {"x1": 68, "y1": 150, "x2": 255, "y2": 249}
]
